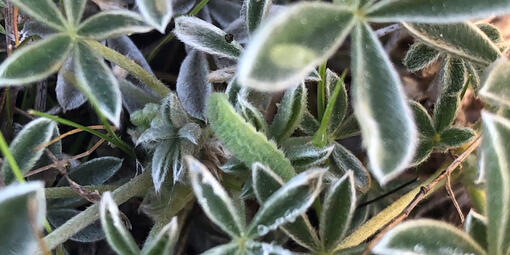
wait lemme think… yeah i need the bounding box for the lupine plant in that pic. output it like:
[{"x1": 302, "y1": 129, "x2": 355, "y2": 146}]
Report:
[{"x1": 1, "y1": 0, "x2": 510, "y2": 254}]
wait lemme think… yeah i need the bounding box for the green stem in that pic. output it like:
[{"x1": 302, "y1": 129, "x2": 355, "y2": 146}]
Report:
[
  {"x1": 317, "y1": 62, "x2": 327, "y2": 121},
  {"x1": 43, "y1": 171, "x2": 152, "y2": 251},
  {"x1": 85, "y1": 40, "x2": 171, "y2": 98},
  {"x1": 28, "y1": 110, "x2": 135, "y2": 158},
  {"x1": 146, "y1": 0, "x2": 211, "y2": 62},
  {"x1": 45, "y1": 185, "x2": 118, "y2": 199}
]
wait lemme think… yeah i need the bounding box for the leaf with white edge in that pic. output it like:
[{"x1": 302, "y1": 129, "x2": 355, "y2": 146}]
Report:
[
  {"x1": 269, "y1": 83, "x2": 307, "y2": 143},
  {"x1": 56, "y1": 57, "x2": 87, "y2": 111},
  {"x1": 178, "y1": 122, "x2": 201, "y2": 145},
  {"x1": 403, "y1": 43, "x2": 440, "y2": 72},
  {"x1": 236, "y1": 96, "x2": 268, "y2": 133},
  {"x1": 244, "y1": 0, "x2": 272, "y2": 34},
  {"x1": 142, "y1": 217, "x2": 178, "y2": 255},
  {"x1": 283, "y1": 144, "x2": 334, "y2": 171},
  {"x1": 437, "y1": 127, "x2": 476, "y2": 151},
  {"x1": 73, "y1": 42, "x2": 122, "y2": 126},
  {"x1": 442, "y1": 57, "x2": 467, "y2": 95},
  {"x1": 137, "y1": 0, "x2": 173, "y2": 33},
  {"x1": 300, "y1": 110, "x2": 320, "y2": 135},
  {"x1": 77, "y1": 10, "x2": 152, "y2": 40},
  {"x1": 161, "y1": 93, "x2": 189, "y2": 129},
  {"x1": 480, "y1": 58, "x2": 510, "y2": 108},
  {"x1": 320, "y1": 172, "x2": 356, "y2": 252},
  {"x1": 100, "y1": 192, "x2": 140, "y2": 255},
  {"x1": 48, "y1": 209, "x2": 105, "y2": 243},
  {"x1": 433, "y1": 95, "x2": 459, "y2": 133},
  {"x1": 330, "y1": 142, "x2": 370, "y2": 192},
  {"x1": 466, "y1": 62, "x2": 482, "y2": 91},
  {"x1": 410, "y1": 139, "x2": 434, "y2": 167},
  {"x1": 464, "y1": 210, "x2": 488, "y2": 250},
  {"x1": 366, "y1": 0, "x2": 510, "y2": 24},
  {"x1": 247, "y1": 168, "x2": 326, "y2": 237},
  {"x1": 410, "y1": 101, "x2": 435, "y2": 138},
  {"x1": 332, "y1": 114, "x2": 361, "y2": 140},
  {"x1": 208, "y1": 93, "x2": 296, "y2": 181},
  {"x1": 58, "y1": 157, "x2": 123, "y2": 186},
  {"x1": 326, "y1": 69, "x2": 348, "y2": 133},
  {"x1": 402, "y1": 23, "x2": 501, "y2": 66},
  {"x1": 245, "y1": 241, "x2": 295, "y2": 255},
  {"x1": 152, "y1": 142, "x2": 175, "y2": 192},
  {"x1": 238, "y1": 2, "x2": 355, "y2": 91},
  {"x1": 9, "y1": 0, "x2": 67, "y2": 31},
  {"x1": 0, "y1": 34, "x2": 73, "y2": 86},
  {"x1": 481, "y1": 112, "x2": 510, "y2": 255},
  {"x1": 173, "y1": 16, "x2": 244, "y2": 59},
  {"x1": 351, "y1": 21, "x2": 417, "y2": 185},
  {"x1": 0, "y1": 182, "x2": 46, "y2": 255},
  {"x1": 201, "y1": 242, "x2": 239, "y2": 255},
  {"x1": 177, "y1": 50, "x2": 211, "y2": 121},
  {"x1": 186, "y1": 156, "x2": 245, "y2": 237},
  {"x1": 478, "y1": 23, "x2": 504, "y2": 45},
  {"x1": 64, "y1": 0, "x2": 86, "y2": 25},
  {"x1": 1, "y1": 118, "x2": 55, "y2": 184},
  {"x1": 251, "y1": 163, "x2": 320, "y2": 250}
]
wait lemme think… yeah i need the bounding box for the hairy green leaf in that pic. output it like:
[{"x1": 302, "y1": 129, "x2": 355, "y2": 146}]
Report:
[
  {"x1": 0, "y1": 182, "x2": 45, "y2": 255},
  {"x1": 244, "y1": 0, "x2": 272, "y2": 35},
  {"x1": 332, "y1": 114, "x2": 361, "y2": 139},
  {"x1": 331, "y1": 142, "x2": 370, "y2": 192},
  {"x1": 351, "y1": 21, "x2": 417, "y2": 185},
  {"x1": 438, "y1": 127, "x2": 476, "y2": 150},
  {"x1": 247, "y1": 168, "x2": 326, "y2": 237},
  {"x1": 284, "y1": 143, "x2": 334, "y2": 171},
  {"x1": 238, "y1": 2, "x2": 355, "y2": 91},
  {"x1": 100, "y1": 192, "x2": 141, "y2": 255},
  {"x1": 2, "y1": 118, "x2": 55, "y2": 184},
  {"x1": 300, "y1": 110, "x2": 320, "y2": 136},
  {"x1": 326, "y1": 69, "x2": 348, "y2": 133},
  {"x1": 152, "y1": 142, "x2": 175, "y2": 192},
  {"x1": 78, "y1": 10, "x2": 152, "y2": 40},
  {"x1": 366, "y1": 0, "x2": 510, "y2": 24},
  {"x1": 187, "y1": 156, "x2": 245, "y2": 238},
  {"x1": 73, "y1": 42, "x2": 122, "y2": 126},
  {"x1": 142, "y1": 217, "x2": 178, "y2": 255},
  {"x1": 202, "y1": 243, "x2": 239, "y2": 255},
  {"x1": 269, "y1": 83, "x2": 307, "y2": 143},
  {"x1": 478, "y1": 23, "x2": 504, "y2": 45},
  {"x1": 402, "y1": 23, "x2": 500, "y2": 66},
  {"x1": 481, "y1": 112, "x2": 510, "y2": 255},
  {"x1": 173, "y1": 16, "x2": 243, "y2": 59},
  {"x1": 410, "y1": 101, "x2": 434, "y2": 138},
  {"x1": 245, "y1": 241, "x2": 295, "y2": 255},
  {"x1": 0, "y1": 34, "x2": 73, "y2": 86},
  {"x1": 465, "y1": 210, "x2": 488, "y2": 250},
  {"x1": 64, "y1": 0, "x2": 86, "y2": 25},
  {"x1": 236, "y1": 96, "x2": 268, "y2": 133},
  {"x1": 136, "y1": 0, "x2": 173, "y2": 33},
  {"x1": 9, "y1": 0, "x2": 67, "y2": 31},
  {"x1": 320, "y1": 172, "x2": 356, "y2": 251},
  {"x1": 403, "y1": 43, "x2": 440, "y2": 72},
  {"x1": 58, "y1": 157, "x2": 122, "y2": 186},
  {"x1": 433, "y1": 95, "x2": 459, "y2": 134},
  {"x1": 373, "y1": 219, "x2": 486, "y2": 255},
  {"x1": 480, "y1": 58, "x2": 510, "y2": 108},
  {"x1": 208, "y1": 93, "x2": 296, "y2": 180}
]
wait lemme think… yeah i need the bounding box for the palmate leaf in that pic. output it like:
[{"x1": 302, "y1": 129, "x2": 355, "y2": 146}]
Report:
[
  {"x1": 351, "y1": 21, "x2": 417, "y2": 185},
  {"x1": 0, "y1": 34, "x2": 73, "y2": 86},
  {"x1": 136, "y1": 0, "x2": 173, "y2": 33},
  {"x1": 142, "y1": 217, "x2": 178, "y2": 255},
  {"x1": 0, "y1": 182, "x2": 46, "y2": 255},
  {"x1": 1, "y1": 118, "x2": 56, "y2": 184},
  {"x1": 402, "y1": 23, "x2": 500, "y2": 66},
  {"x1": 73, "y1": 42, "x2": 122, "y2": 126},
  {"x1": 64, "y1": 0, "x2": 86, "y2": 25},
  {"x1": 480, "y1": 58, "x2": 510, "y2": 108},
  {"x1": 366, "y1": 0, "x2": 510, "y2": 24},
  {"x1": 373, "y1": 219, "x2": 486, "y2": 255},
  {"x1": 269, "y1": 83, "x2": 307, "y2": 143},
  {"x1": 9, "y1": 0, "x2": 67, "y2": 31},
  {"x1": 100, "y1": 193, "x2": 141, "y2": 255},
  {"x1": 186, "y1": 156, "x2": 245, "y2": 238},
  {"x1": 247, "y1": 167, "x2": 326, "y2": 237},
  {"x1": 173, "y1": 16, "x2": 244, "y2": 59},
  {"x1": 77, "y1": 10, "x2": 152, "y2": 40},
  {"x1": 238, "y1": 2, "x2": 355, "y2": 91},
  {"x1": 243, "y1": 0, "x2": 272, "y2": 35},
  {"x1": 481, "y1": 112, "x2": 510, "y2": 255},
  {"x1": 207, "y1": 93, "x2": 296, "y2": 181}
]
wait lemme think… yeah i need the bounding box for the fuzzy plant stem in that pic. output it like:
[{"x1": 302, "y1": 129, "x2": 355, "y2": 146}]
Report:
[
  {"x1": 45, "y1": 185, "x2": 118, "y2": 199},
  {"x1": 43, "y1": 171, "x2": 152, "y2": 251},
  {"x1": 85, "y1": 40, "x2": 171, "y2": 98}
]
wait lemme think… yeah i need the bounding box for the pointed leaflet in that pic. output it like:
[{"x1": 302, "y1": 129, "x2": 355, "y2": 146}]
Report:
[
  {"x1": 64, "y1": 0, "x2": 86, "y2": 25},
  {"x1": 137, "y1": 0, "x2": 173, "y2": 33},
  {"x1": 465, "y1": 210, "x2": 488, "y2": 250},
  {"x1": 366, "y1": 0, "x2": 510, "y2": 24},
  {"x1": 177, "y1": 50, "x2": 211, "y2": 121},
  {"x1": 236, "y1": 96, "x2": 268, "y2": 133},
  {"x1": 332, "y1": 114, "x2": 361, "y2": 140},
  {"x1": 0, "y1": 182, "x2": 45, "y2": 255},
  {"x1": 284, "y1": 144, "x2": 334, "y2": 171},
  {"x1": 56, "y1": 57, "x2": 87, "y2": 111},
  {"x1": 173, "y1": 16, "x2": 244, "y2": 59},
  {"x1": 410, "y1": 101, "x2": 434, "y2": 138},
  {"x1": 330, "y1": 142, "x2": 371, "y2": 193},
  {"x1": 326, "y1": 69, "x2": 348, "y2": 133},
  {"x1": 201, "y1": 243, "x2": 239, "y2": 255},
  {"x1": 269, "y1": 83, "x2": 307, "y2": 143},
  {"x1": 481, "y1": 112, "x2": 510, "y2": 255},
  {"x1": 373, "y1": 220, "x2": 486, "y2": 255},
  {"x1": 320, "y1": 172, "x2": 356, "y2": 252},
  {"x1": 186, "y1": 156, "x2": 245, "y2": 237},
  {"x1": 437, "y1": 127, "x2": 476, "y2": 151},
  {"x1": 402, "y1": 23, "x2": 500, "y2": 66},
  {"x1": 142, "y1": 217, "x2": 178, "y2": 255},
  {"x1": 9, "y1": 0, "x2": 67, "y2": 31},
  {"x1": 2, "y1": 118, "x2": 56, "y2": 184},
  {"x1": 208, "y1": 93, "x2": 296, "y2": 181},
  {"x1": 480, "y1": 58, "x2": 510, "y2": 108},
  {"x1": 244, "y1": 0, "x2": 272, "y2": 34},
  {"x1": 351, "y1": 21, "x2": 417, "y2": 185},
  {"x1": 238, "y1": 2, "x2": 355, "y2": 91},
  {"x1": 151, "y1": 142, "x2": 175, "y2": 192},
  {"x1": 58, "y1": 157, "x2": 122, "y2": 186},
  {"x1": 100, "y1": 193, "x2": 141, "y2": 255},
  {"x1": 73, "y1": 42, "x2": 122, "y2": 126},
  {"x1": 247, "y1": 168, "x2": 326, "y2": 237},
  {"x1": 0, "y1": 34, "x2": 73, "y2": 86},
  {"x1": 403, "y1": 43, "x2": 440, "y2": 72},
  {"x1": 77, "y1": 10, "x2": 152, "y2": 40}
]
